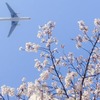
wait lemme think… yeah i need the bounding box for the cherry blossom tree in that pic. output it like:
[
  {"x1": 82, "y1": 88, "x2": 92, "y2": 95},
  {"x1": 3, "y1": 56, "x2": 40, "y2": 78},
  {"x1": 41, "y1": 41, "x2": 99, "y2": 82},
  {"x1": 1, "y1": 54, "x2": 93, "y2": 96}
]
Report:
[{"x1": 0, "y1": 19, "x2": 100, "y2": 100}]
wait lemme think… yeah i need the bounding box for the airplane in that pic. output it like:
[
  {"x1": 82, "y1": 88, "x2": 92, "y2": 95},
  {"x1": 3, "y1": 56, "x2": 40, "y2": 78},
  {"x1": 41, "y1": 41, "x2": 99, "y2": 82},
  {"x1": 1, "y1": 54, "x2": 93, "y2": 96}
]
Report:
[{"x1": 0, "y1": 3, "x2": 31, "y2": 37}]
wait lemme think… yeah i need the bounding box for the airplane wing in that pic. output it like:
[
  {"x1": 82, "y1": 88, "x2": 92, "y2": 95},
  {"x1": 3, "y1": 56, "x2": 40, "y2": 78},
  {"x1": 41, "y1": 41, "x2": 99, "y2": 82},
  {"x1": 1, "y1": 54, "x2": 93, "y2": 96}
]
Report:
[
  {"x1": 6, "y1": 3, "x2": 18, "y2": 17},
  {"x1": 8, "y1": 21, "x2": 18, "y2": 37}
]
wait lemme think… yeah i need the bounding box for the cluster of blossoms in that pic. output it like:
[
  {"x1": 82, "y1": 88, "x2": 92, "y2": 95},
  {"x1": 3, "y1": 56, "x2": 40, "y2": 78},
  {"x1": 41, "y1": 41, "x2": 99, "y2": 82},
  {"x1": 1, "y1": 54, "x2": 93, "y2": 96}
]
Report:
[
  {"x1": 74, "y1": 20, "x2": 89, "y2": 48},
  {"x1": 0, "y1": 80, "x2": 57, "y2": 100},
  {"x1": 37, "y1": 21, "x2": 56, "y2": 37},
  {"x1": 37, "y1": 21, "x2": 58, "y2": 47},
  {"x1": 25, "y1": 42, "x2": 40, "y2": 52},
  {"x1": 0, "y1": 20, "x2": 100, "y2": 100},
  {"x1": 78, "y1": 20, "x2": 88, "y2": 33},
  {"x1": 34, "y1": 59, "x2": 49, "y2": 71},
  {"x1": 74, "y1": 19, "x2": 100, "y2": 49},
  {"x1": 65, "y1": 72, "x2": 78, "y2": 88},
  {"x1": 1, "y1": 85, "x2": 15, "y2": 97},
  {"x1": 94, "y1": 18, "x2": 100, "y2": 27}
]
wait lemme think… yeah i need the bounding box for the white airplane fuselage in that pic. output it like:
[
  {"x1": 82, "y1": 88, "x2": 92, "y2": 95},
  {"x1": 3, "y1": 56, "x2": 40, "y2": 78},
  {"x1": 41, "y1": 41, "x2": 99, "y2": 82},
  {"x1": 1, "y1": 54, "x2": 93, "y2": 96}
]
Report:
[{"x1": 0, "y1": 17, "x2": 31, "y2": 21}]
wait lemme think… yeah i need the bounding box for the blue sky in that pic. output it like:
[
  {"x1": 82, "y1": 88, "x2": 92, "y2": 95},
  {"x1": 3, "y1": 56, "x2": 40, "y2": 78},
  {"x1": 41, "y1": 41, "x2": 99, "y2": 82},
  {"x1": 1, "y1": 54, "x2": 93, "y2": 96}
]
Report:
[{"x1": 0, "y1": 0, "x2": 100, "y2": 88}]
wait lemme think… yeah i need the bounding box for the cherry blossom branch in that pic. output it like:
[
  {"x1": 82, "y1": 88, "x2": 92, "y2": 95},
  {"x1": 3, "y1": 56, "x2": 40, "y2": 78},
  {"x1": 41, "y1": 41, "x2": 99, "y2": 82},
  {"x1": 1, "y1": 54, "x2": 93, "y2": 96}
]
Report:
[
  {"x1": 79, "y1": 33, "x2": 100, "y2": 100},
  {"x1": 7, "y1": 95, "x2": 9, "y2": 100},
  {"x1": 86, "y1": 73, "x2": 100, "y2": 78},
  {"x1": 48, "y1": 46, "x2": 69, "y2": 98},
  {"x1": 0, "y1": 94, "x2": 5, "y2": 100}
]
